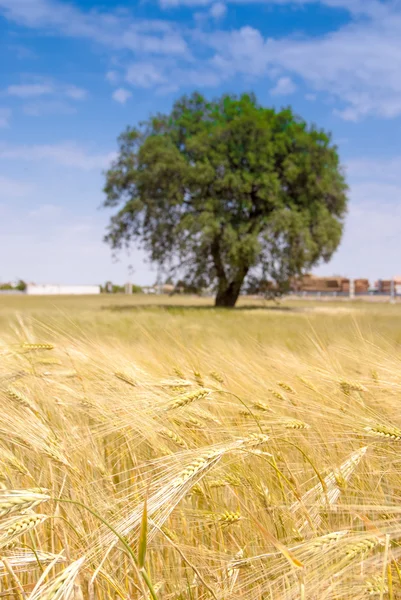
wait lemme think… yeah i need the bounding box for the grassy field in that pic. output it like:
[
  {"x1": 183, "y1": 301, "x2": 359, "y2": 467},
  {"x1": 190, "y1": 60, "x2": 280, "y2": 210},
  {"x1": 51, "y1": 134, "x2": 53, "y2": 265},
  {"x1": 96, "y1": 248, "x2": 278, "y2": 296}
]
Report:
[{"x1": 1, "y1": 294, "x2": 401, "y2": 599}]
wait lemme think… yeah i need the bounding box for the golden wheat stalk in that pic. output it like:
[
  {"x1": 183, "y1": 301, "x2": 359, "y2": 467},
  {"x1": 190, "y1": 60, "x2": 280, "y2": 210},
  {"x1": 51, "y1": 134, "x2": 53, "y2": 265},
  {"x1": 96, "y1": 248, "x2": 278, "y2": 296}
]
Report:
[
  {"x1": 159, "y1": 429, "x2": 187, "y2": 448},
  {"x1": 209, "y1": 474, "x2": 242, "y2": 488},
  {"x1": 282, "y1": 419, "x2": 310, "y2": 430},
  {"x1": 364, "y1": 424, "x2": 401, "y2": 441},
  {"x1": 277, "y1": 382, "x2": 296, "y2": 393},
  {"x1": 167, "y1": 388, "x2": 210, "y2": 410},
  {"x1": 20, "y1": 343, "x2": 54, "y2": 351},
  {"x1": 28, "y1": 556, "x2": 85, "y2": 600},
  {"x1": 32, "y1": 358, "x2": 63, "y2": 366},
  {"x1": 173, "y1": 367, "x2": 185, "y2": 379},
  {"x1": 230, "y1": 530, "x2": 349, "y2": 570},
  {"x1": 225, "y1": 549, "x2": 244, "y2": 594},
  {"x1": 114, "y1": 371, "x2": 136, "y2": 387},
  {"x1": 339, "y1": 379, "x2": 368, "y2": 395},
  {"x1": 6, "y1": 386, "x2": 42, "y2": 418},
  {"x1": 93, "y1": 435, "x2": 268, "y2": 556},
  {"x1": 218, "y1": 510, "x2": 242, "y2": 527},
  {"x1": 291, "y1": 446, "x2": 368, "y2": 532},
  {"x1": 339, "y1": 536, "x2": 383, "y2": 568},
  {"x1": 0, "y1": 447, "x2": 30, "y2": 476},
  {"x1": 268, "y1": 388, "x2": 287, "y2": 401},
  {"x1": 183, "y1": 415, "x2": 205, "y2": 429},
  {"x1": 0, "y1": 489, "x2": 50, "y2": 518},
  {"x1": 252, "y1": 401, "x2": 270, "y2": 412},
  {"x1": 0, "y1": 514, "x2": 48, "y2": 548},
  {"x1": 209, "y1": 371, "x2": 224, "y2": 384},
  {"x1": 365, "y1": 575, "x2": 388, "y2": 596},
  {"x1": 43, "y1": 440, "x2": 71, "y2": 468},
  {"x1": 193, "y1": 371, "x2": 204, "y2": 386},
  {"x1": 0, "y1": 552, "x2": 64, "y2": 575}
]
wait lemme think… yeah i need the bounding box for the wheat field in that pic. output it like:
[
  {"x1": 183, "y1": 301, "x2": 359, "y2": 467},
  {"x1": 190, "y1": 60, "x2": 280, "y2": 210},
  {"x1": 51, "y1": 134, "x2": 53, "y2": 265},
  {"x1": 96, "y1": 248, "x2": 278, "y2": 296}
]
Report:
[{"x1": 1, "y1": 294, "x2": 401, "y2": 599}]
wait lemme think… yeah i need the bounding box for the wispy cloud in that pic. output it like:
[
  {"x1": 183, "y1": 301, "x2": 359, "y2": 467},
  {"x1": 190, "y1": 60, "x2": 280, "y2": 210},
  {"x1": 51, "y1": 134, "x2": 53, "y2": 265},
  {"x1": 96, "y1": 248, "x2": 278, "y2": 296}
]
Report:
[
  {"x1": 0, "y1": 142, "x2": 116, "y2": 170},
  {"x1": 125, "y1": 63, "x2": 167, "y2": 88},
  {"x1": 5, "y1": 79, "x2": 88, "y2": 104},
  {"x1": 0, "y1": 0, "x2": 188, "y2": 56},
  {"x1": 206, "y1": 1, "x2": 401, "y2": 120},
  {"x1": 0, "y1": 175, "x2": 34, "y2": 198},
  {"x1": 65, "y1": 85, "x2": 87, "y2": 100},
  {"x1": 22, "y1": 100, "x2": 77, "y2": 116},
  {"x1": 112, "y1": 88, "x2": 132, "y2": 104},
  {"x1": 1, "y1": 0, "x2": 401, "y2": 120},
  {"x1": 106, "y1": 70, "x2": 119, "y2": 84},
  {"x1": 6, "y1": 83, "x2": 54, "y2": 97},
  {"x1": 158, "y1": 0, "x2": 389, "y2": 17},
  {"x1": 209, "y1": 2, "x2": 226, "y2": 19},
  {"x1": 270, "y1": 76, "x2": 296, "y2": 96},
  {"x1": 8, "y1": 44, "x2": 37, "y2": 59},
  {"x1": 347, "y1": 156, "x2": 401, "y2": 185},
  {"x1": 0, "y1": 108, "x2": 11, "y2": 128},
  {"x1": 315, "y1": 180, "x2": 401, "y2": 280},
  {"x1": 29, "y1": 203, "x2": 62, "y2": 218}
]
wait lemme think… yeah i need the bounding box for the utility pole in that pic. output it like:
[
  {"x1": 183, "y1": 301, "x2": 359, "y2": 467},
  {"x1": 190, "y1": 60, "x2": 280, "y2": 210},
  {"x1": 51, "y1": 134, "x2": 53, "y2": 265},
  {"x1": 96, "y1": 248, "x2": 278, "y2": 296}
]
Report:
[
  {"x1": 390, "y1": 278, "x2": 395, "y2": 304},
  {"x1": 156, "y1": 267, "x2": 162, "y2": 295}
]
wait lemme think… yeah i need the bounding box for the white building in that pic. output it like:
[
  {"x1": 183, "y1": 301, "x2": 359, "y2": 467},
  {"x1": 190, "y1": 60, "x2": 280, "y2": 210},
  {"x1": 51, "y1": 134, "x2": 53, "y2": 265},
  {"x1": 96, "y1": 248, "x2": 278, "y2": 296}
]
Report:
[{"x1": 26, "y1": 284, "x2": 101, "y2": 295}]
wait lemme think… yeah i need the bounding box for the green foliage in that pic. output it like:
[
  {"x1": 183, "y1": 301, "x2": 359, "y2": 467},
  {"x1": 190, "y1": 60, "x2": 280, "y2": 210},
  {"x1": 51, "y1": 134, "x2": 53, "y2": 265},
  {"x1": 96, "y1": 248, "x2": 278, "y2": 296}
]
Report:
[
  {"x1": 16, "y1": 279, "x2": 27, "y2": 292},
  {"x1": 0, "y1": 280, "x2": 27, "y2": 292},
  {"x1": 104, "y1": 92, "x2": 348, "y2": 307},
  {"x1": 101, "y1": 282, "x2": 142, "y2": 294}
]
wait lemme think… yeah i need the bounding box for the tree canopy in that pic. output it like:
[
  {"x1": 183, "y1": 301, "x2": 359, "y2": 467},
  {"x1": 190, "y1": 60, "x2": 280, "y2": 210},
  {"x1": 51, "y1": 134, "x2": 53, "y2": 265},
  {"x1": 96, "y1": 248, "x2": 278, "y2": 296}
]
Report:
[{"x1": 103, "y1": 92, "x2": 348, "y2": 307}]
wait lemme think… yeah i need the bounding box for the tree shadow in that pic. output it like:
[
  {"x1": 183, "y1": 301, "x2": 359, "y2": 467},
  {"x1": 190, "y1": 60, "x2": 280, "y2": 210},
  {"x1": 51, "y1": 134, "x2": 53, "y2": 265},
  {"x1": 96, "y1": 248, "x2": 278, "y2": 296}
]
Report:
[{"x1": 103, "y1": 303, "x2": 298, "y2": 313}]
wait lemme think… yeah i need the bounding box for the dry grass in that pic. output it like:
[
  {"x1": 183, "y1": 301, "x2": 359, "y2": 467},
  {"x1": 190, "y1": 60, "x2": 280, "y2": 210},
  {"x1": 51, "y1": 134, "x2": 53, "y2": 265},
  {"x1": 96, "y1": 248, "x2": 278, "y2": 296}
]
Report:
[{"x1": 0, "y1": 294, "x2": 401, "y2": 598}]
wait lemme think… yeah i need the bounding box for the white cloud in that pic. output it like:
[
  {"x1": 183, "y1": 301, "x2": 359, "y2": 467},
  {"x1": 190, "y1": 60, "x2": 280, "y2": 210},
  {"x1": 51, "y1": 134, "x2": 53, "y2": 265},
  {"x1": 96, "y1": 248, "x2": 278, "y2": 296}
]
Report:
[
  {"x1": 106, "y1": 70, "x2": 119, "y2": 84},
  {"x1": 315, "y1": 182, "x2": 401, "y2": 280},
  {"x1": 126, "y1": 63, "x2": 167, "y2": 88},
  {"x1": 1, "y1": 0, "x2": 396, "y2": 119},
  {"x1": 0, "y1": 108, "x2": 11, "y2": 128},
  {"x1": 209, "y1": 2, "x2": 226, "y2": 18},
  {"x1": 8, "y1": 44, "x2": 37, "y2": 59},
  {"x1": 0, "y1": 142, "x2": 116, "y2": 170},
  {"x1": 112, "y1": 88, "x2": 132, "y2": 104},
  {"x1": 347, "y1": 156, "x2": 401, "y2": 185},
  {"x1": 158, "y1": 0, "x2": 389, "y2": 17},
  {"x1": 6, "y1": 83, "x2": 54, "y2": 97},
  {"x1": 29, "y1": 203, "x2": 62, "y2": 218},
  {"x1": 65, "y1": 85, "x2": 87, "y2": 100},
  {"x1": 5, "y1": 80, "x2": 88, "y2": 106},
  {"x1": 314, "y1": 154, "x2": 401, "y2": 280},
  {"x1": 206, "y1": 3, "x2": 401, "y2": 120},
  {"x1": 0, "y1": 0, "x2": 188, "y2": 56},
  {"x1": 270, "y1": 76, "x2": 296, "y2": 96},
  {"x1": 0, "y1": 207, "x2": 155, "y2": 285},
  {"x1": 23, "y1": 100, "x2": 77, "y2": 116},
  {"x1": 0, "y1": 175, "x2": 33, "y2": 199}
]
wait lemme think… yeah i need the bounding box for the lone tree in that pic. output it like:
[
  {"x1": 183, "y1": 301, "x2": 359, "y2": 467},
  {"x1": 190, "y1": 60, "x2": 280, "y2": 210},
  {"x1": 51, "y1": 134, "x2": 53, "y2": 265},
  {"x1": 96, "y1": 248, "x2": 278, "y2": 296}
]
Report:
[{"x1": 104, "y1": 93, "x2": 348, "y2": 307}]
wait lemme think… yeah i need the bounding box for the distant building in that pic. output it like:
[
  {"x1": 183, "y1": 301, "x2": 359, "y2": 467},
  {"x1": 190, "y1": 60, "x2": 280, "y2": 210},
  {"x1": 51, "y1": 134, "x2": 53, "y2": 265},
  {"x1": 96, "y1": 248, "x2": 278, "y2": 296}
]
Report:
[
  {"x1": 292, "y1": 274, "x2": 349, "y2": 293},
  {"x1": 142, "y1": 284, "x2": 175, "y2": 295},
  {"x1": 26, "y1": 284, "x2": 100, "y2": 295},
  {"x1": 161, "y1": 284, "x2": 175, "y2": 294},
  {"x1": 394, "y1": 277, "x2": 401, "y2": 295},
  {"x1": 291, "y1": 275, "x2": 369, "y2": 294}
]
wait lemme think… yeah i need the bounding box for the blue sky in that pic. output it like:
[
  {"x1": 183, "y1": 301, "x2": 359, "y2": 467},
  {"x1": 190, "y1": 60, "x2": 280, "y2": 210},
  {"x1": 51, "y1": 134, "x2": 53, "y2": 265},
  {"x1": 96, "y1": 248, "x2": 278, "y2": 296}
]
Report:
[{"x1": 0, "y1": 0, "x2": 400, "y2": 286}]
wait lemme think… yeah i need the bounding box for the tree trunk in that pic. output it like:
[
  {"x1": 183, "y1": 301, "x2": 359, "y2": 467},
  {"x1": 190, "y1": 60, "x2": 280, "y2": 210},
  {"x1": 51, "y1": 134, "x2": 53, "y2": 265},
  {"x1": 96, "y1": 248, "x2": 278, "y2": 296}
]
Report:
[
  {"x1": 211, "y1": 235, "x2": 248, "y2": 307},
  {"x1": 215, "y1": 276, "x2": 246, "y2": 308}
]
